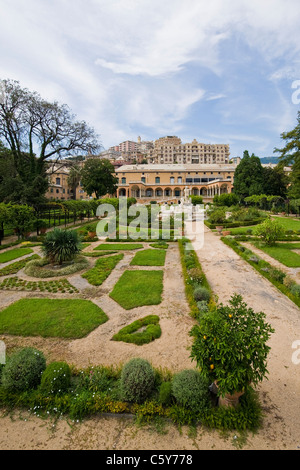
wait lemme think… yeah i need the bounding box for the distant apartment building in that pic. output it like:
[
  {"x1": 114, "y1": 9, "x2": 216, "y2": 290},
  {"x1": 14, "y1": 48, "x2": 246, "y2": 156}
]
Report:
[
  {"x1": 113, "y1": 140, "x2": 138, "y2": 153},
  {"x1": 147, "y1": 136, "x2": 230, "y2": 165}
]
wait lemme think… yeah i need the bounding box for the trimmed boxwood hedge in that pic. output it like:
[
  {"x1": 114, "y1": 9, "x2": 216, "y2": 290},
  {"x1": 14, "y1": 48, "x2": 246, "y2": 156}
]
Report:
[{"x1": 112, "y1": 315, "x2": 161, "y2": 345}]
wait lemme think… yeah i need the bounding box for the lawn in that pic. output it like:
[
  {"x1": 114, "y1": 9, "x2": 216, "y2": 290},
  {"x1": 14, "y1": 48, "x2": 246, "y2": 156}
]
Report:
[
  {"x1": 130, "y1": 249, "x2": 166, "y2": 266},
  {"x1": 82, "y1": 253, "x2": 124, "y2": 286},
  {"x1": 0, "y1": 298, "x2": 108, "y2": 338},
  {"x1": 252, "y1": 242, "x2": 300, "y2": 267},
  {"x1": 0, "y1": 247, "x2": 34, "y2": 263},
  {"x1": 94, "y1": 243, "x2": 144, "y2": 251},
  {"x1": 109, "y1": 270, "x2": 164, "y2": 309},
  {"x1": 272, "y1": 216, "x2": 300, "y2": 232}
]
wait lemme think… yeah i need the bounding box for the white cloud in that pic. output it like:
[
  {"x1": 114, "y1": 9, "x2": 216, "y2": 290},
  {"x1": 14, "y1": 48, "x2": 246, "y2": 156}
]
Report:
[{"x1": 1, "y1": 0, "x2": 300, "y2": 154}]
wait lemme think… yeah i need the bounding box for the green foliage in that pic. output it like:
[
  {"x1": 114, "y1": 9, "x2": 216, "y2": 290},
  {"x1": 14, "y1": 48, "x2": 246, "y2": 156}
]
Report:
[
  {"x1": 24, "y1": 255, "x2": 89, "y2": 277},
  {"x1": 178, "y1": 239, "x2": 214, "y2": 318},
  {"x1": 0, "y1": 254, "x2": 40, "y2": 277},
  {"x1": 40, "y1": 362, "x2": 71, "y2": 396},
  {"x1": 42, "y1": 228, "x2": 82, "y2": 265},
  {"x1": 158, "y1": 381, "x2": 172, "y2": 406},
  {"x1": 0, "y1": 247, "x2": 33, "y2": 263},
  {"x1": 112, "y1": 315, "x2": 161, "y2": 345},
  {"x1": 208, "y1": 208, "x2": 226, "y2": 224},
  {"x1": 120, "y1": 358, "x2": 155, "y2": 404},
  {"x1": 171, "y1": 369, "x2": 210, "y2": 411},
  {"x1": 130, "y1": 249, "x2": 166, "y2": 266},
  {"x1": 109, "y1": 270, "x2": 164, "y2": 309},
  {"x1": 274, "y1": 110, "x2": 300, "y2": 199},
  {"x1": 0, "y1": 276, "x2": 78, "y2": 294},
  {"x1": 80, "y1": 158, "x2": 118, "y2": 199},
  {"x1": 190, "y1": 294, "x2": 275, "y2": 397},
  {"x1": 193, "y1": 286, "x2": 211, "y2": 302},
  {"x1": 1, "y1": 347, "x2": 46, "y2": 392},
  {"x1": 253, "y1": 217, "x2": 285, "y2": 245},
  {"x1": 82, "y1": 253, "x2": 123, "y2": 286},
  {"x1": 213, "y1": 193, "x2": 239, "y2": 207},
  {"x1": 0, "y1": 298, "x2": 107, "y2": 338},
  {"x1": 190, "y1": 195, "x2": 203, "y2": 205},
  {"x1": 95, "y1": 243, "x2": 143, "y2": 251},
  {"x1": 233, "y1": 151, "x2": 264, "y2": 200}
]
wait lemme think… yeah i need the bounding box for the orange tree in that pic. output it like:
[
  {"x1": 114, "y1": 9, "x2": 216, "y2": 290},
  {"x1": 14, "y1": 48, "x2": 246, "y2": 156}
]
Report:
[{"x1": 190, "y1": 294, "x2": 274, "y2": 397}]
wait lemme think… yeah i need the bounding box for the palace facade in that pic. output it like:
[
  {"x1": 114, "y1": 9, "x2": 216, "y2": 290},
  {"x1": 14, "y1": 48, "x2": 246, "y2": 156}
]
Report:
[{"x1": 115, "y1": 163, "x2": 236, "y2": 203}]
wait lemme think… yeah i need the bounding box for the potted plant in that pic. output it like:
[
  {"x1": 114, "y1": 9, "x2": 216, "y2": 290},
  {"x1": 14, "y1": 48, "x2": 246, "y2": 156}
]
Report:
[
  {"x1": 190, "y1": 294, "x2": 274, "y2": 407},
  {"x1": 85, "y1": 224, "x2": 97, "y2": 238}
]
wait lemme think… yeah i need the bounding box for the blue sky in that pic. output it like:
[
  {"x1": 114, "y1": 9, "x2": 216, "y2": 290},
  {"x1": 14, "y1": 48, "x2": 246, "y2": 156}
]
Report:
[{"x1": 1, "y1": 0, "x2": 300, "y2": 158}]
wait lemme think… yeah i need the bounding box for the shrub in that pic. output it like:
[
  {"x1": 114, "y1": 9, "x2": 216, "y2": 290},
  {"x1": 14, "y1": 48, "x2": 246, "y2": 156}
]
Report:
[
  {"x1": 77, "y1": 366, "x2": 116, "y2": 394},
  {"x1": 190, "y1": 294, "x2": 274, "y2": 397},
  {"x1": 1, "y1": 347, "x2": 46, "y2": 392},
  {"x1": 188, "y1": 267, "x2": 204, "y2": 284},
  {"x1": 193, "y1": 286, "x2": 210, "y2": 302},
  {"x1": 197, "y1": 300, "x2": 209, "y2": 315},
  {"x1": 253, "y1": 218, "x2": 285, "y2": 245},
  {"x1": 158, "y1": 381, "x2": 172, "y2": 406},
  {"x1": 291, "y1": 283, "x2": 300, "y2": 298},
  {"x1": 120, "y1": 358, "x2": 155, "y2": 403},
  {"x1": 40, "y1": 361, "x2": 71, "y2": 395},
  {"x1": 42, "y1": 228, "x2": 82, "y2": 265},
  {"x1": 208, "y1": 208, "x2": 226, "y2": 225},
  {"x1": 171, "y1": 369, "x2": 210, "y2": 411}
]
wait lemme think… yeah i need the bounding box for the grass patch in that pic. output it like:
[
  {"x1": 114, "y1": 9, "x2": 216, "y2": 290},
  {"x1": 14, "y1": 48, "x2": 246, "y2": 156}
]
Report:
[
  {"x1": 149, "y1": 242, "x2": 169, "y2": 249},
  {"x1": 112, "y1": 315, "x2": 161, "y2": 345},
  {"x1": 0, "y1": 247, "x2": 34, "y2": 264},
  {"x1": 0, "y1": 298, "x2": 108, "y2": 338},
  {"x1": 94, "y1": 243, "x2": 144, "y2": 251},
  {"x1": 130, "y1": 249, "x2": 166, "y2": 266},
  {"x1": 271, "y1": 216, "x2": 300, "y2": 231},
  {"x1": 0, "y1": 255, "x2": 40, "y2": 277},
  {"x1": 252, "y1": 242, "x2": 300, "y2": 267},
  {"x1": 110, "y1": 270, "x2": 164, "y2": 309},
  {"x1": 82, "y1": 254, "x2": 124, "y2": 286},
  {"x1": 83, "y1": 251, "x2": 118, "y2": 257}
]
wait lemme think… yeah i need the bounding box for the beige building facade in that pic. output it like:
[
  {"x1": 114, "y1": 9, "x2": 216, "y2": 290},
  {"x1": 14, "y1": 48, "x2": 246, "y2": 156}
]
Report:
[
  {"x1": 147, "y1": 136, "x2": 230, "y2": 165},
  {"x1": 116, "y1": 163, "x2": 236, "y2": 203}
]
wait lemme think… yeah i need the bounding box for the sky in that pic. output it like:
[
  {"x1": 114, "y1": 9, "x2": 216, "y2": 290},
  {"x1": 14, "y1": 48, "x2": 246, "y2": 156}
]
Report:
[{"x1": 1, "y1": 0, "x2": 300, "y2": 158}]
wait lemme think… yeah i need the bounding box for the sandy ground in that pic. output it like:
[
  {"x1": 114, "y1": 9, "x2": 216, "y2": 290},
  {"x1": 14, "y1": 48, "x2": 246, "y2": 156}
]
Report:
[{"x1": 0, "y1": 229, "x2": 300, "y2": 450}]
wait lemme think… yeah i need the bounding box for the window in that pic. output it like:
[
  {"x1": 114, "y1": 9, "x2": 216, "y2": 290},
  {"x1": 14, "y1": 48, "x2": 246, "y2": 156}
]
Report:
[
  {"x1": 155, "y1": 177, "x2": 160, "y2": 184},
  {"x1": 178, "y1": 177, "x2": 182, "y2": 183},
  {"x1": 121, "y1": 177, "x2": 126, "y2": 184},
  {"x1": 141, "y1": 177, "x2": 146, "y2": 183},
  {"x1": 56, "y1": 177, "x2": 61, "y2": 185},
  {"x1": 170, "y1": 177, "x2": 175, "y2": 184}
]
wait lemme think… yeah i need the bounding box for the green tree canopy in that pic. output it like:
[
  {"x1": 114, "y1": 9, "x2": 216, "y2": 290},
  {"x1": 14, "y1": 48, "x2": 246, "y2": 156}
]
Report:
[
  {"x1": 80, "y1": 158, "x2": 118, "y2": 199},
  {"x1": 274, "y1": 110, "x2": 300, "y2": 199},
  {"x1": 262, "y1": 165, "x2": 288, "y2": 198},
  {"x1": 233, "y1": 151, "x2": 264, "y2": 200},
  {"x1": 0, "y1": 79, "x2": 101, "y2": 204}
]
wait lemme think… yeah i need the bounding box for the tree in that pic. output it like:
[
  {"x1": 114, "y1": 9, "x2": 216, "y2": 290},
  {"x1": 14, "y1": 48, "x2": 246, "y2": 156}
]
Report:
[
  {"x1": 253, "y1": 217, "x2": 285, "y2": 245},
  {"x1": 80, "y1": 158, "x2": 118, "y2": 199},
  {"x1": 0, "y1": 79, "x2": 101, "y2": 203},
  {"x1": 67, "y1": 165, "x2": 82, "y2": 200},
  {"x1": 274, "y1": 111, "x2": 300, "y2": 199},
  {"x1": 262, "y1": 165, "x2": 288, "y2": 198},
  {"x1": 233, "y1": 151, "x2": 264, "y2": 200}
]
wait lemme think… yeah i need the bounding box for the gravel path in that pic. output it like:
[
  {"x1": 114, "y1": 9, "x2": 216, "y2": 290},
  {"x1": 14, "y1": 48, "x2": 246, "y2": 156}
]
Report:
[{"x1": 1, "y1": 230, "x2": 300, "y2": 450}]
